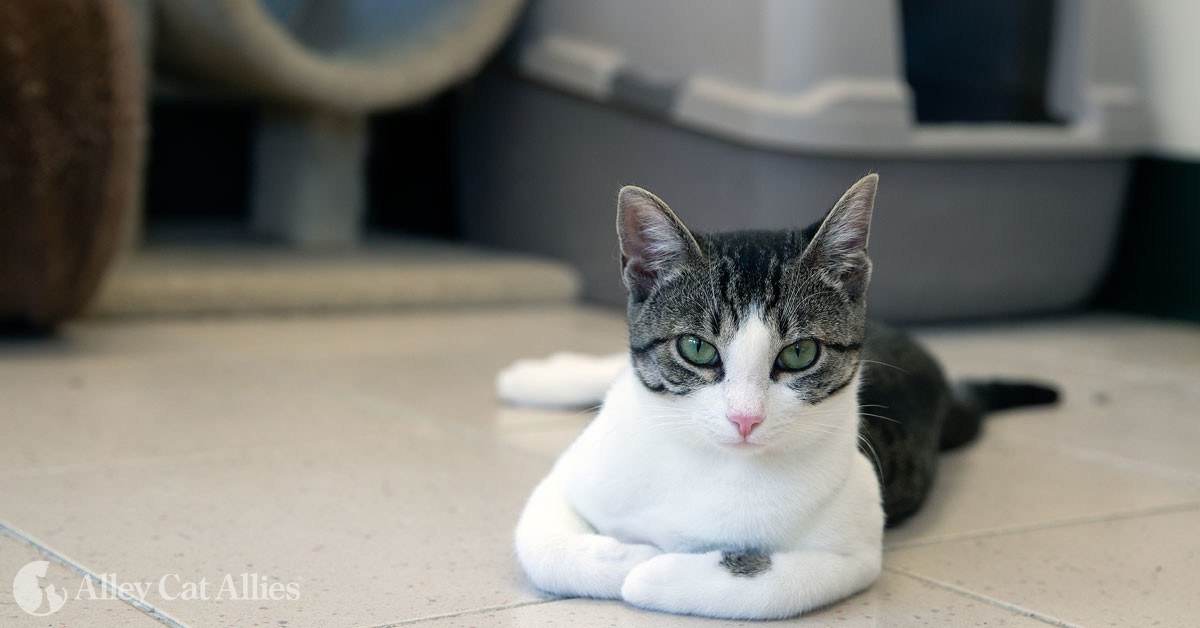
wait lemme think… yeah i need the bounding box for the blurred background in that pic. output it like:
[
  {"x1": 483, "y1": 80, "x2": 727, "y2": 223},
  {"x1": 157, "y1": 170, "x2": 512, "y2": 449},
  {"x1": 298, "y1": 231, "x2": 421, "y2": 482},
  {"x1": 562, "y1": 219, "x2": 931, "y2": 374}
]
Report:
[
  {"x1": 2, "y1": 3, "x2": 1199, "y2": 627},
  {"x1": 1, "y1": 0, "x2": 1196, "y2": 328}
]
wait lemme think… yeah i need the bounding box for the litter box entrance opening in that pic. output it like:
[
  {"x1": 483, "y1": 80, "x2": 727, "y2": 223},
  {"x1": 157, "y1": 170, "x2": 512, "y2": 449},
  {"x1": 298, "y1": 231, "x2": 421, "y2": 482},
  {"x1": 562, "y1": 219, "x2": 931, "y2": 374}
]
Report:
[{"x1": 900, "y1": 0, "x2": 1064, "y2": 125}]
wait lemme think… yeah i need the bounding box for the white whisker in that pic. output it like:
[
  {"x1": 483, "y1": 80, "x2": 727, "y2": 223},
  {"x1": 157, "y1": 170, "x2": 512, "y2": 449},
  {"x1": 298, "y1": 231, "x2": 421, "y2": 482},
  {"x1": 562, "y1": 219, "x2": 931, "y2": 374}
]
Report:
[
  {"x1": 859, "y1": 412, "x2": 900, "y2": 424},
  {"x1": 860, "y1": 359, "x2": 907, "y2": 372}
]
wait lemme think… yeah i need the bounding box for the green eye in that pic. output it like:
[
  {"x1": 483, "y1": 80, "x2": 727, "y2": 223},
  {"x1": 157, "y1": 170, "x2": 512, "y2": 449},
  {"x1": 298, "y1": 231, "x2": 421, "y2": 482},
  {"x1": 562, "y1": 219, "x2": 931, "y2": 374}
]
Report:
[
  {"x1": 677, "y1": 335, "x2": 719, "y2": 366},
  {"x1": 776, "y1": 339, "x2": 819, "y2": 371}
]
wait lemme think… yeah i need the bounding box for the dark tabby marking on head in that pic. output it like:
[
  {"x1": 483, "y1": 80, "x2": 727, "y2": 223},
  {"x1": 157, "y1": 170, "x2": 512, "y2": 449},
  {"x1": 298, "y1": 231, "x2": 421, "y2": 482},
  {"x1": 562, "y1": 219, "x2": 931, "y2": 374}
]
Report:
[
  {"x1": 615, "y1": 181, "x2": 876, "y2": 400},
  {"x1": 720, "y1": 552, "x2": 772, "y2": 577},
  {"x1": 807, "y1": 370, "x2": 859, "y2": 404},
  {"x1": 629, "y1": 337, "x2": 673, "y2": 355}
]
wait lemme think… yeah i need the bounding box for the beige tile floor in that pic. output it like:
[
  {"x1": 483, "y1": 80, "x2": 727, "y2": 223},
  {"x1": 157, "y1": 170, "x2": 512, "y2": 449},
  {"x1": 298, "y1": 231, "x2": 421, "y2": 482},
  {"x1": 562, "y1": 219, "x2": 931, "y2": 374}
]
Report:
[{"x1": 1, "y1": 305, "x2": 1197, "y2": 627}]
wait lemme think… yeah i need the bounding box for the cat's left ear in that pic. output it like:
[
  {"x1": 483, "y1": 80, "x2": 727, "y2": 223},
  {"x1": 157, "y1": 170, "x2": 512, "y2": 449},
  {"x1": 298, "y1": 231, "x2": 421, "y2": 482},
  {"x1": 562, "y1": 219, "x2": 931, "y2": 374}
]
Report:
[{"x1": 803, "y1": 174, "x2": 877, "y2": 299}]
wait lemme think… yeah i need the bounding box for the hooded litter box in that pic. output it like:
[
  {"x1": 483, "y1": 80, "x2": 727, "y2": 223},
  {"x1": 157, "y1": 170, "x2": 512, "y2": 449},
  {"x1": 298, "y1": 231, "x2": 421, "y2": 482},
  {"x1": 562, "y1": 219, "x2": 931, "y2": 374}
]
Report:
[{"x1": 456, "y1": 0, "x2": 1146, "y2": 321}]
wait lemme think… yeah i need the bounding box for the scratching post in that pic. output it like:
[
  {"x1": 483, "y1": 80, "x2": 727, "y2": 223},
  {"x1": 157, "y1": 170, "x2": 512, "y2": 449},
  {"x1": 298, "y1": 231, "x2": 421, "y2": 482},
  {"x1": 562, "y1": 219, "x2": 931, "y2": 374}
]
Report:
[
  {"x1": 251, "y1": 109, "x2": 368, "y2": 247},
  {"x1": 155, "y1": 0, "x2": 526, "y2": 247},
  {"x1": 0, "y1": 0, "x2": 143, "y2": 328}
]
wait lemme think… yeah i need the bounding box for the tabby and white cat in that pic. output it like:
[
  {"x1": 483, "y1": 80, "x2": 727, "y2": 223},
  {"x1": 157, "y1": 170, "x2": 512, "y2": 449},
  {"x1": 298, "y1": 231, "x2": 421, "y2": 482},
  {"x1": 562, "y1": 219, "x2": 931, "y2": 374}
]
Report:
[{"x1": 504, "y1": 175, "x2": 1056, "y2": 619}]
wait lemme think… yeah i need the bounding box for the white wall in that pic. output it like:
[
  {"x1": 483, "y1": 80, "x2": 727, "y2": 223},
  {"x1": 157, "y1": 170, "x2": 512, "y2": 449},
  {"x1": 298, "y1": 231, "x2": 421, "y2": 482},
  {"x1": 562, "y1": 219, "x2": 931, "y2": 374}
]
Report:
[{"x1": 1131, "y1": 0, "x2": 1200, "y2": 159}]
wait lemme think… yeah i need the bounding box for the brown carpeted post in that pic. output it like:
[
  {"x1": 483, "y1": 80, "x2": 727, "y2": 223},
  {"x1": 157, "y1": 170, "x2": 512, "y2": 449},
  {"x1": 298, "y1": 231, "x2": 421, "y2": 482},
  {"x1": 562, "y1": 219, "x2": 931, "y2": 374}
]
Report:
[{"x1": 0, "y1": 0, "x2": 143, "y2": 329}]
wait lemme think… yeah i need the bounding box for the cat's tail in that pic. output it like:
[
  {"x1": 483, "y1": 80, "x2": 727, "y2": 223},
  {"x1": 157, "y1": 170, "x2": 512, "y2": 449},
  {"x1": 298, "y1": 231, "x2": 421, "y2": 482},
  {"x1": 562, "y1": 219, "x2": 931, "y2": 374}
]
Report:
[
  {"x1": 496, "y1": 352, "x2": 627, "y2": 408},
  {"x1": 940, "y1": 379, "x2": 1059, "y2": 450}
]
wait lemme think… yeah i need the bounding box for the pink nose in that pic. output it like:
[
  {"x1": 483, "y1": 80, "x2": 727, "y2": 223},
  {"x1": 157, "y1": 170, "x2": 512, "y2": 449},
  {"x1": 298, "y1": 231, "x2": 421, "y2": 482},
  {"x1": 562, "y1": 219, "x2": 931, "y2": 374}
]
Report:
[{"x1": 729, "y1": 414, "x2": 764, "y2": 439}]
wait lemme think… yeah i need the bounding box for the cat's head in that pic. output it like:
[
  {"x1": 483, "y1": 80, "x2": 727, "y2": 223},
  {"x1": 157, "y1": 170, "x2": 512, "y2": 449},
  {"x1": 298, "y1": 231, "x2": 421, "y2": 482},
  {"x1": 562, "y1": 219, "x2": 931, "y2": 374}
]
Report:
[{"x1": 617, "y1": 175, "x2": 877, "y2": 453}]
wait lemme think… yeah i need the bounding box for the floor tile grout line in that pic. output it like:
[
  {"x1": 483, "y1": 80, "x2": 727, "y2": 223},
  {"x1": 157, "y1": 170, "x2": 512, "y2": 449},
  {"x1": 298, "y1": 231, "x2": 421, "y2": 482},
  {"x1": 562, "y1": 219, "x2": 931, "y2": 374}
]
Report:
[
  {"x1": 194, "y1": 321, "x2": 1200, "y2": 488},
  {"x1": 0, "y1": 365, "x2": 562, "y2": 483},
  {"x1": 0, "y1": 438, "x2": 361, "y2": 482},
  {"x1": 979, "y1": 421, "x2": 1200, "y2": 491},
  {"x1": 884, "y1": 499, "x2": 1200, "y2": 552},
  {"x1": 354, "y1": 598, "x2": 557, "y2": 627},
  {"x1": 1053, "y1": 444, "x2": 1200, "y2": 487},
  {"x1": 71, "y1": 313, "x2": 863, "y2": 473},
  {"x1": 196, "y1": 339, "x2": 573, "y2": 466},
  {"x1": 0, "y1": 396, "x2": 558, "y2": 484},
  {"x1": 0, "y1": 446, "x2": 281, "y2": 482},
  {"x1": 345, "y1": 392, "x2": 558, "y2": 464},
  {"x1": 884, "y1": 566, "x2": 1083, "y2": 628},
  {"x1": 0, "y1": 518, "x2": 190, "y2": 628}
]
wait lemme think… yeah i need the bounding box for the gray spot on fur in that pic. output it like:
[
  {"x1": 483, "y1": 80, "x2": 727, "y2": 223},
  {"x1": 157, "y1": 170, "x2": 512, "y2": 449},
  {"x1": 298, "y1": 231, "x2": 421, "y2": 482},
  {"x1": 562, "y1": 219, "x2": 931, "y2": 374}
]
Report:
[{"x1": 721, "y1": 552, "x2": 772, "y2": 577}]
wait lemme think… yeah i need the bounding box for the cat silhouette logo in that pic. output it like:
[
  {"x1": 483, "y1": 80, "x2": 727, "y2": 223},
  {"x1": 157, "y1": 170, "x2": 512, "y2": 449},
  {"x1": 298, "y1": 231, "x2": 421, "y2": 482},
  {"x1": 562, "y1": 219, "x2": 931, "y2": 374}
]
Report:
[{"x1": 12, "y1": 561, "x2": 67, "y2": 616}]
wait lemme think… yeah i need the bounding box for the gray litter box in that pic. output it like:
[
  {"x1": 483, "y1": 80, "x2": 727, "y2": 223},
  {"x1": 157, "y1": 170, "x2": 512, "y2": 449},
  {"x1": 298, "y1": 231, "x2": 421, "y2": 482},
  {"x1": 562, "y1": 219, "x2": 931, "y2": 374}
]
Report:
[{"x1": 456, "y1": 0, "x2": 1147, "y2": 321}]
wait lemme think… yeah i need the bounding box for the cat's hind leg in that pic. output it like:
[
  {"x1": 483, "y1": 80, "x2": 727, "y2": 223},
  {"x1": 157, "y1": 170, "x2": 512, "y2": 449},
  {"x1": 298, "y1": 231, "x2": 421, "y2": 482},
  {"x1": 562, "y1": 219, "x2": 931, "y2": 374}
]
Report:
[
  {"x1": 515, "y1": 472, "x2": 660, "y2": 599},
  {"x1": 496, "y1": 352, "x2": 626, "y2": 408}
]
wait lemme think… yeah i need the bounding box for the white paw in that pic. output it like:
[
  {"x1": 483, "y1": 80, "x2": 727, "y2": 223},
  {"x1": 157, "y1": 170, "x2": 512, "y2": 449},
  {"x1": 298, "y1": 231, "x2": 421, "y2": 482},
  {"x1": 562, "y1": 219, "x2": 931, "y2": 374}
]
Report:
[
  {"x1": 621, "y1": 552, "x2": 718, "y2": 613},
  {"x1": 560, "y1": 536, "x2": 660, "y2": 599},
  {"x1": 496, "y1": 352, "x2": 626, "y2": 408},
  {"x1": 589, "y1": 536, "x2": 662, "y2": 566}
]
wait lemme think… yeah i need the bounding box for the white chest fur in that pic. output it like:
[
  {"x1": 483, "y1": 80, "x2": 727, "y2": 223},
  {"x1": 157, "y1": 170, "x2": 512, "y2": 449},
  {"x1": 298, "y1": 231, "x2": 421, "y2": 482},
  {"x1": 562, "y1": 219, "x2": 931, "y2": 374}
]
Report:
[{"x1": 559, "y1": 369, "x2": 872, "y2": 555}]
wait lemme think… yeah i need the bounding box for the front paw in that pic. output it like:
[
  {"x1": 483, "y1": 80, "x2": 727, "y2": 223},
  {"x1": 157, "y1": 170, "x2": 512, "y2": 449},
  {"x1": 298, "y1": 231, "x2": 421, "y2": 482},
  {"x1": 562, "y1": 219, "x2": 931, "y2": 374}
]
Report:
[
  {"x1": 589, "y1": 536, "x2": 661, "y2": 567},
  {"x1": 621, "y1": 552, "x2": 718, "y2": 613},
  {"x1": 566, "y1": 536, "x2": 661, "y2": 599}
]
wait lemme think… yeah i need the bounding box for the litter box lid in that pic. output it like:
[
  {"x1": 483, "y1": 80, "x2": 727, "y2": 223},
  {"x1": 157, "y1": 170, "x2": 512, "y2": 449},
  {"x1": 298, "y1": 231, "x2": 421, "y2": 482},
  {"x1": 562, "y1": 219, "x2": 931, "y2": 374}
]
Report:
[{"x1": 512, "y1": 0, "x2": 1146, "y2": 157}]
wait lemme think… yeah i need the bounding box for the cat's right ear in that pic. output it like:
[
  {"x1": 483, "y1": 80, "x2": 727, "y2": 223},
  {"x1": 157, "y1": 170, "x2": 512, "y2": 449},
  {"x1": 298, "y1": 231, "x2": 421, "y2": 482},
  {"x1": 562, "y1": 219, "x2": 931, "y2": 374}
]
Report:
[{"x1": 617, "y1": 186, "x2": 702, "y2": 300}]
